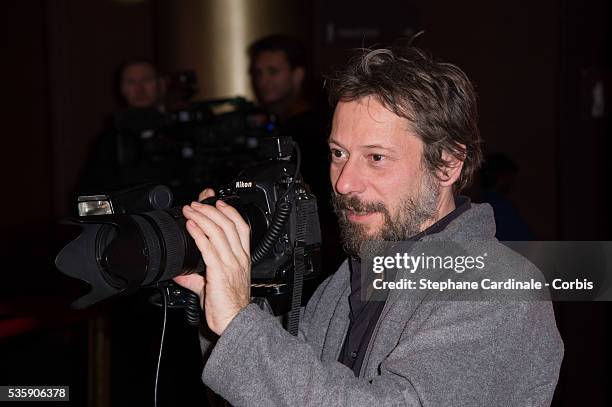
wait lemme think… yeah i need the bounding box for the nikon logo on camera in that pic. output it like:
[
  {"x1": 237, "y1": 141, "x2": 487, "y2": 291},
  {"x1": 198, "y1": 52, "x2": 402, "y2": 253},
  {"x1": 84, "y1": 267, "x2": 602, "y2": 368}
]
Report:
[{"x1": 235, "y1": 181, "x2": 253, "y2": 188}]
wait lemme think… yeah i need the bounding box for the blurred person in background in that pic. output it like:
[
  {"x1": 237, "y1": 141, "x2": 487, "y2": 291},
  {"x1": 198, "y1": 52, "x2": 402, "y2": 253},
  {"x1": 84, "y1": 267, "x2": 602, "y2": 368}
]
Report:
[
  {"x1": 78, "y1": 59, "x2": 169, "y2": 192},
  {"x1": 249, "y1": 34, "x2": 310, "y2": 123},
  {"x1": 119, "y1": 59, "x2": 166, "y2": 110}
]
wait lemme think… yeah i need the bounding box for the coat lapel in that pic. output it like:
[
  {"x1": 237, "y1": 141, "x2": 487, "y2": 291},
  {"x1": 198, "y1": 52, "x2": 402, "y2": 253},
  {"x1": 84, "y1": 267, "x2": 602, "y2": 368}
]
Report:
[
  {"x1": 360, "y1": 288, "x2": 423, "y2": 379},
  {"x1": 360, "y1": 242, "x2": 430, "y2": 380}
]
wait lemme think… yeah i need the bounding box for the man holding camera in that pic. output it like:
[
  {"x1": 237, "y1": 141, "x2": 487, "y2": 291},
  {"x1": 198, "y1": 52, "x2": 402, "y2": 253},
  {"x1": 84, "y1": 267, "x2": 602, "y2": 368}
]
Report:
[{"x1": 174, "y1": 45, "x2": 563, "y2": 406}]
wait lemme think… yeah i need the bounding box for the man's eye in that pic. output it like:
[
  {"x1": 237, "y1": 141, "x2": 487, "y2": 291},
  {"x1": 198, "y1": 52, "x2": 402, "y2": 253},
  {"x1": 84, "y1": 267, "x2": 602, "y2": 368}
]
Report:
[
  {"x1": 370, "y1": 154, "x2": 384, "y2": 162},
  {"x1": 330, "y1": 149, "x2": 345, "y2": 159}
]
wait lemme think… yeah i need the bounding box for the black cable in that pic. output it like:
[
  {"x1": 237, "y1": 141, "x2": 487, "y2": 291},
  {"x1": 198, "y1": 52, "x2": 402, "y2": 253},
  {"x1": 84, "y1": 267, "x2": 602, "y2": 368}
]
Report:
[
  {"x1": 278, "y1": 141, "x2": 301, "y2": 202},
  {"x1": 183, "y1": 289, "x2": 202, "y2": 326},
  {"x1": 154, "y1": 285, "x2": 169, "y2": 407},
  {"x1": 251, "y1": 201, "x2": 291, "y2": 264}
]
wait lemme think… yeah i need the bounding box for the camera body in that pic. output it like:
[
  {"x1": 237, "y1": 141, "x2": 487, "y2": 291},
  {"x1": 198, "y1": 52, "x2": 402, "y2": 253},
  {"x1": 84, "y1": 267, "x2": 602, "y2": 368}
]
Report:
[{"x1": 217, "y1": 160, "x2": 321, "y2": 286}]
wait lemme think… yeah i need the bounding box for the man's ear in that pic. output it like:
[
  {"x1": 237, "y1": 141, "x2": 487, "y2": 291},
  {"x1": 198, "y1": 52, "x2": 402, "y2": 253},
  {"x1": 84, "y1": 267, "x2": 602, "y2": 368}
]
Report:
[
  {"x1": 437, "y1": 146, "x2": 465, "y2": 187},
  {"x1": 291, "y1": 66, "x2": 305, "y2": 88}
]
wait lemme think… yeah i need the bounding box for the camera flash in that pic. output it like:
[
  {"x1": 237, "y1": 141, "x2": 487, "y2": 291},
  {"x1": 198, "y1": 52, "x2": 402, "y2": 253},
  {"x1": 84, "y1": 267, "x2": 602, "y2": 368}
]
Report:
[{"x1": 78, "y1": 195, "x2": 113, "y2": 216}]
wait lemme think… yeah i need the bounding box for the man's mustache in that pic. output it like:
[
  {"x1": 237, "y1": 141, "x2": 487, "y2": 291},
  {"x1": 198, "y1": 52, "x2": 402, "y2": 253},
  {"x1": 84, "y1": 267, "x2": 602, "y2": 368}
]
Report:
[{"x1": 331, "y1": 194, "x2": 387, "y2": 215}]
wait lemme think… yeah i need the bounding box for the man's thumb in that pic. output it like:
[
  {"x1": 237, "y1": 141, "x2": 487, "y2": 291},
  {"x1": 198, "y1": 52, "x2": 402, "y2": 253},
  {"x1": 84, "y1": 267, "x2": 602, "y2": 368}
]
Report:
[{"x1": 173, "y1": 274, "x2": 205, "y2": 295}]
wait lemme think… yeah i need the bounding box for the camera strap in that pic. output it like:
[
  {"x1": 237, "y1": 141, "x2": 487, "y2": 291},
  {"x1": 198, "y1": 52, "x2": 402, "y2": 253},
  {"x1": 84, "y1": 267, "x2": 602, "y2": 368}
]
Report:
[
  {"x1": 287, "y1": 198, "x2": 314, "y2": 336},
  {"x1": 288, "y1": 242, "x2": 305, "y2": 336}
]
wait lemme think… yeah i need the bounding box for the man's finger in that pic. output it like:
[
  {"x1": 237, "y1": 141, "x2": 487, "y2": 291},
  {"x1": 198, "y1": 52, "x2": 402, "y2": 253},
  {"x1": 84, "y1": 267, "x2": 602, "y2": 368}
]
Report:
[
  {"x1": 173, "y1": 273, "x2": 205, "y2": 295},
  {"x1": 198, "y1": 188, "x2": 215, "y2": 202},
  {"x1": 190, "y1": 201, "x2": 248, "y2": 261},
  {"x1": 173, "y1": 273, "x2": 206, "y2": 310},
  {"x1": 183, "y1": 215, "x2": 224, "y2": 270},
  {"x1": 183, "y1": 207, "x2": 238, "y2": 269},
  {"x1": 215, "y1": 200, "x2": 251, "y2": 255}
]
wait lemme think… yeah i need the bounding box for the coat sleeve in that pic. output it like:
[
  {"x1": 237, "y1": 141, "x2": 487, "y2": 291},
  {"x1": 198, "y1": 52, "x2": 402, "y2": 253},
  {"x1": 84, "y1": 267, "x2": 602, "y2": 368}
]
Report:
[
  {"x1": 200, "y1": 298, "x2": 563, "y2": 406},
  {"x1": 198, "y1": 272, "x2": 333, "y2": 360}
]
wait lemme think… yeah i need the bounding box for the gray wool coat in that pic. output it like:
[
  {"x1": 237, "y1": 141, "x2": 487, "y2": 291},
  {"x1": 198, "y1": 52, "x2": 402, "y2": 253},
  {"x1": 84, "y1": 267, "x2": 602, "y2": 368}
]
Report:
[{"x1": 199, "y1": 203, "x2": 564, "y2": 406}]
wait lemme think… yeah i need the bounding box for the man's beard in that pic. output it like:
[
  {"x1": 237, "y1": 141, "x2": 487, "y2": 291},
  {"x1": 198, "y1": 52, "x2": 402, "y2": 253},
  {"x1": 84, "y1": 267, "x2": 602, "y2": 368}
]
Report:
[{"x1": 332, "y1": 170, "x2": 440, "y2": 258}]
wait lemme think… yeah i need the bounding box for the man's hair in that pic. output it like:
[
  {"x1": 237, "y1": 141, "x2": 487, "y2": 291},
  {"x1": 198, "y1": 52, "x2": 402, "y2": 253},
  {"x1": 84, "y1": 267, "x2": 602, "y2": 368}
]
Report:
[
  {"x1": 326, "y1": 46, "x2": 482, "y2": 191},
  {"x1": 117, "y1": 59, "x2": 158, "y2": 81},
  {"x1": 248, "y1": 34, "x2": 307, "y2": 70}
]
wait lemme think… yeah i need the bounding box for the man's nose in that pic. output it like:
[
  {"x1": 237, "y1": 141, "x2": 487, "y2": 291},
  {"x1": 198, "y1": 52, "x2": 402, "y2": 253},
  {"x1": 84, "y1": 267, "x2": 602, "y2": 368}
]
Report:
[
  {"x1": 256, "y1": 74, "x2": 270, "y2": 88},
  {"x1": 333, "y1": 159, "x2": 365, "y2": 195},
  {"x1": 134, "y1": 82, "x2": 146, "y2": 93}
]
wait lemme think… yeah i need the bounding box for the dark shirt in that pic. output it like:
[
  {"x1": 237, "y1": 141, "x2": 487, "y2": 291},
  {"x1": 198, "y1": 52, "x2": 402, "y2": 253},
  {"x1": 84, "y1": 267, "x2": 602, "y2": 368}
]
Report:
[{"x1": 338, "y1": 197, "x2": 471, "y2": 376}]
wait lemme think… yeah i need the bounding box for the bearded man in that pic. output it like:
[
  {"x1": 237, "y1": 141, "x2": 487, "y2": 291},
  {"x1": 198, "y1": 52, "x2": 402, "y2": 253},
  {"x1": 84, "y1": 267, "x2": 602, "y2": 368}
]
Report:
[{"x1": 174, "y1": 45, "x2": 564, "y2": 406}]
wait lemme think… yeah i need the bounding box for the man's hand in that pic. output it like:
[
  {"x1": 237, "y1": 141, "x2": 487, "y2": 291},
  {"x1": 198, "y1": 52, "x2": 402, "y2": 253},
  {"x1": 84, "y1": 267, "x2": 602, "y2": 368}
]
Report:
[{"x1": 173, "y1": 188, "x2": 251, "y2": 336}]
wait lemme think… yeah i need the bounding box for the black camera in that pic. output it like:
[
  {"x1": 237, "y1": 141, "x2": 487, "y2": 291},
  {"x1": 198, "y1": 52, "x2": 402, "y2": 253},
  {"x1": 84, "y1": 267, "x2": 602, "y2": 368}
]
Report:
[{"x1": 56, "y1": 136, "x2": 321, "y2": 330}]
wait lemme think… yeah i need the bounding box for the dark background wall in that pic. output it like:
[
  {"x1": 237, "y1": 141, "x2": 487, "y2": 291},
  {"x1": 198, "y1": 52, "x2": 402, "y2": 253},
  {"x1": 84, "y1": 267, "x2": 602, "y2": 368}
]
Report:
[{"x1": 0, "y1": 0, "x2": 610, "y2": 406}]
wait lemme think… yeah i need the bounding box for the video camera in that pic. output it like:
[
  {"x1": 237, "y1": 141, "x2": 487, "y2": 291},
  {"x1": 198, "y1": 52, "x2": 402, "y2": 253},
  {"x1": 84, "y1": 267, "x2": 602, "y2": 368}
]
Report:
[
  {"x1": 56, "y1": 136, "x2": 321, "y2": 334},
  {"x1": 109, "y1": 96, "x2": 276, "y2": 202}
]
